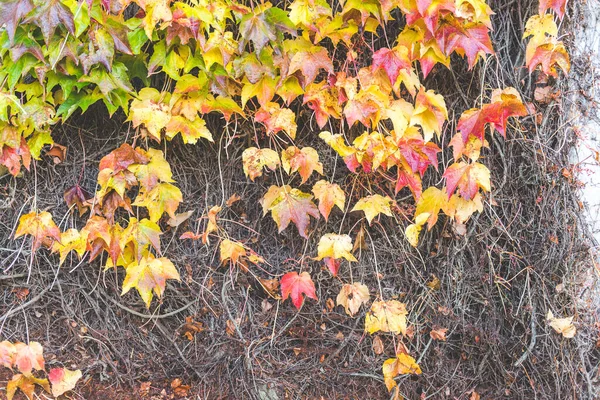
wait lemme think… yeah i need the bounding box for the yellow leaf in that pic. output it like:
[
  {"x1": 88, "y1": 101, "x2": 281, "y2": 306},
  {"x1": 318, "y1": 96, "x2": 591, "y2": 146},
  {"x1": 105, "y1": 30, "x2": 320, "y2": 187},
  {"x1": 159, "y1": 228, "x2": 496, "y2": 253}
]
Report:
[
  {"x1": 51, "y1": 229, "x2": 88, "y2": 265},
  {"x1": 121, "y1": 255, "x2": 180, "y2": 308},
  {"x1": 442, "y1": 193, "x2": 483, "y2": 224},
  {"x1": 7, "y1": 374, "x2": 50, "y2": 400},
  {"x1": 127, "y1": 148, "x2": 174, "y2": 192},
  {"x1": 319, "y1": 131, "x2": 356, "y2": 157},
  {"x1": 129, "y1": 88, "x2": 172, "y2": 141},
  {"x1": 255, "y1": 102, "x2": 297, "y2": 139},
  {"x1": 523, "y1": 13, "x2": 558, "y2": 42},
  {"x1": 382, "y1": 354, "x2": 422, "y2": 391},
  {"x1": 547, "y1": 310, "x2": 576, "y2": 338},
  {"x1": 410, "y1": 87, "x2": 447, "y2": 142},
  {"x1": 365, "y1": 300, "x2": 408, "y2": 335},
  {"x1": 220, "y1": 239, "x2": 246, "y2": 265},
  {"x1": 202, "y1": 205, "x2": 222, "y2": 244},
  {"x1": 405, "y1": 212, "x2": 430, "y2": 247},
  {"x1": 260, "y1": 185, "x2": 319, "y2": 239},
  {"x1": 415, "y1": 186, "x2": 448, "y2": 229},
  {"x1": 336, "y1": 282, "x2": 369, "y2": 316},
  {"x1": 311, "y1": 180, "x2": 345, "y2": 221},
  {"x1": 351, "y1": 194, "x2": 393, "y2": 225},
  {"x1": 133, "y1": 182, "x2": 183, "y2": 222},
  {"x1": 165, "y1": 115, "x2": 213, "y2": 144},
  {"x1": 14, "y1": 211, "x2": 61, "y2": 252},
  {"x1": 316, "y1": 233, "x2": 357, "y2": 262},
  {"x1": 242, "y1": 147, "x2": 280, "y2": 181}
]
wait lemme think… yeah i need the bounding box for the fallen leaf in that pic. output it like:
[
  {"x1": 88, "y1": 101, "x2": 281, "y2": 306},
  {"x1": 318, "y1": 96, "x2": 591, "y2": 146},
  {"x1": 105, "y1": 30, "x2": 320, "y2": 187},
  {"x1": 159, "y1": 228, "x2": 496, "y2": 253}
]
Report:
[
  {"x1": 382, "y1": 353, "x2": 422, "y2": 391},
  {"x1": 280, "y1": 271, "x2": 318, "y2": 309},
  {"x1": 372, "y1": 336, "x2": 384, "y2": 355},
  {"x1": 7, "y1": 374, "x2": 50, "y2": 400},
  {"x1": 336, "y1": 282, "x2": 370, "y2": 316},
  {"x1": 430, "y1": 327, "x2": 448, "y2": 341},
  {"x1": 547, "y1": 310, "x2": 576, "y2": 338},
  {"x1": 351, "y1": 194, "x2": 393, "y2": 225},
  {"x1": 48, "y1": 367, "x2": 82, "y2": 397},
  {"x1": 365, "y1": 300, "x2": 408, "y2": 335}
]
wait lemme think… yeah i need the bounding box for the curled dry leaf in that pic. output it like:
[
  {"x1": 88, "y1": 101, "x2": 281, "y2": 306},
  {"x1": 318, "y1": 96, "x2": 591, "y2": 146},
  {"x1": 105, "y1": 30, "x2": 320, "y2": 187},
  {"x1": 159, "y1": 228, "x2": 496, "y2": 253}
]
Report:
[
  {"x1": 547, "y1": 310, "x2": 576, "y2": 338},
  {"x1": 336, "y1": 282, "x2": 370, "y2": 316},
  {"x1": 372, "y1": 336, "x2": 384, "y2": 355},
  {"x1": 430, "y1": 327, "x2": 448, "y2": 341}
]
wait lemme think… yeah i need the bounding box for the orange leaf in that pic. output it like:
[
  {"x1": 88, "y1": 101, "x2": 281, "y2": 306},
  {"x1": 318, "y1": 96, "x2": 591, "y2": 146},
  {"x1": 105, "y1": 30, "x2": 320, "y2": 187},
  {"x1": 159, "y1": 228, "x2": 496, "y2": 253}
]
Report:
[{"x1": 14, "y1": 211, "x2": 61, "y2": 252}]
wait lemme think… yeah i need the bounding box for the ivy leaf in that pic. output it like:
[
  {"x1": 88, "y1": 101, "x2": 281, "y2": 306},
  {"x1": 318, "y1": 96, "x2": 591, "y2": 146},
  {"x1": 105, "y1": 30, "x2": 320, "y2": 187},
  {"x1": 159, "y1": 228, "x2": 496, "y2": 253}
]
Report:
[
  {"x1": 120, "y1": 217, "x2": 162, "y2": 259},
  {"x1": 48, "y1": 368, "x2": 82, "y2": 397},
  {"x1": 242, "y1": 147, "x2": 280, "y2": 181},
  {"x1": 405, "y1": 212, "x2": 430, "y2": 247},
  {"x1": 219, "y1": 239, "x2": 247, "y2": 266},
  {"x1": 79, "y1": 26, "x2": 115, "y2": 74},
  {"x1": 0, "y1": 0, "x2": 34, "y2": 44},
  {"x1": 254, "y1": 102, "x2": 297, "y2": 139},
  {"x1": 260, "y1": 185, "x2": 319, "y2": 238},
  {"x1": 343, "y1": 85, "x2": 389, "y2": 128},
  {"x1": 51, "y1": 228, "x2": 88, "y2": 265},
  {"x1": 539, "y1": 0, "x2": 566, "y2": 18},
  {"x1": 0, "y1": 341, "x2": 17, "y2": 368},
  {"x1": 303, "y1": 81, "x2": 342, "y2": 128},
  {"x1": 121, "y1": 255, "x2": 180, "y2": 308},
  {"x1": 132, "y1": 182, "x2": 183, "y2": 222},
  {"x1": 438, "y1": 20, "x2": 494, "y2": 69},
  {"x1": 201, "y1": 205, "x2": 221, "y2": 244},
  {"x1": 316, "y1": 233, "x2": 357, "y2": 262},
  {"x1": 546, "y1": 310, "x2": 576, "y2": 338},
  {"x1": 442, "y1": 193, "x2": 483, "y2": 224},
  {"x1": 410, "y1": 87, "x2": 448, "y2": 142},
  {"x1": 13, "y1": 342, "x2": 45, "y2": 376},
  {"x1": 129, "y1": 88, "x2": 172, "y2": 141},
  {"x1": 365, "y1": 300, "x2": 408, "y2": 335},
  {"x1": 382, "y1": 354, "x2": 422, "y2": 391},
  {"x1": 240, "y1": 75, "x2": 277, "y2": 108},
  {"x1": 336, "y1": 282, "x2": 369, "y2": 316},
  {"x1": 281, "y1": 146, "x2": 323, "y2": 184},
  {"x1": 372, "y1": 46, "x2": 411, "y2": 85},
  {"x1": 526, "y1": 38, "x2": 570, "y2": 77},
  {"x1": 14, "y1": 211, "x2": 61, "y2": 252},
  {"x1": 127, "y1": 147, "x2": 173, "y2": 191},
  {"x1": 280, "y1": 271, "x2": 317, "y2": 309},
  {"x1": 443, "y1": 161, "x2": 490, "y2": 200},
  {"x1": 288, "y1": 0, "x2": 332, "y2": 27},
  {"x1": 165, "y1": 115, "x2": 214, "y2": 144},
  {"x1": 288, "y1": 44, "x2": 334, "y2": 86},
  {"x1": 24, "y1": 0, "x2": 75, "y2": 44},
  {"x1": 137, "y1": 0, "x2": 173, "y2": 40},
  {"x1": 6, "y1": 374, "x2": 50, "y2": 400},
  {"x1": 311, "y1": 180, "x2": 345, "y2": 221},
  {"x1": 351, "y1": 194, "x2": 393, "y2": 225}
]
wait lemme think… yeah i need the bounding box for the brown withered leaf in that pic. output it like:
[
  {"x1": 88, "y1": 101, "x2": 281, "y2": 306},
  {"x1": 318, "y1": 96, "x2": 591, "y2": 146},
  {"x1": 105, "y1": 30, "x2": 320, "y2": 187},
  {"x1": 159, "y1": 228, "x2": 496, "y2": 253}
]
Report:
[{"x1": 430, "y1": 327, "x2": 448, "y2": 341}]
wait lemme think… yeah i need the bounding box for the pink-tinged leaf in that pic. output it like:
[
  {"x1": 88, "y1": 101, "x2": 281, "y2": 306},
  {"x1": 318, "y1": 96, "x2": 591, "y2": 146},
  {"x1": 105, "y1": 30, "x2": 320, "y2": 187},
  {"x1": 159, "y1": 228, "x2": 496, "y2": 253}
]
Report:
[
  {"x1": 443, "y1": 161, "x2": 491, "y2": 200},
  {"x1": 280, "y1": 271, "x2": 317, "y2": 309},
  {"x1": 14, "y1": 342, "x2": 45, "y2": 376},
  {"x1": 539, "y1": 0, "x2": 566, "y2": 18},
  {"x1": 48, "y1": 367, "x2": 82, "y2": 397},
  {"x1": 372, "y1": 46, "x2": 411, "y2": 85}
]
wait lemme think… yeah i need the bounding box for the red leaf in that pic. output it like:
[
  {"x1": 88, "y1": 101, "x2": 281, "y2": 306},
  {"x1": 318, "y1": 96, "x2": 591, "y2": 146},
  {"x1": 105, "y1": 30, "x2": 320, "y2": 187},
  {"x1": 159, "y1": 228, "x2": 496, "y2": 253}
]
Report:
[
  {"x1": 372, "y1": 46, "x2": 411, "y2": 85},
  {"x1": 539, "y1": 0, "x2": 566, "y2": 18},
  {"x1": 98, "y1": 143, "x2": 148, "y2": 173},
  {"x1": 280, "y1": 271, "x2": 317, "y2": 309},
  {"x1": 438, "y1": 21, "x2": 494, "y2": 69}
]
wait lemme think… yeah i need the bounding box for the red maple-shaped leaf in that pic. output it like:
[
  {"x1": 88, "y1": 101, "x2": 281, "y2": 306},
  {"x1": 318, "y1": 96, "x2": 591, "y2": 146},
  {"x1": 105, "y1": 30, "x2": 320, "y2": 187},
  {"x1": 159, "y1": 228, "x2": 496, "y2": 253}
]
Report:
[
  {"x1": 288, "y1": 44, "x2": 334, "y2": 86},
  {"x1": 280, "y1": 271, "x2": 317, "y2": 309},
  {"x1": 437, "y1": 21, "x2": 494, "y2": 69},
  {"x1": 443, "y1": 161, "x2": 490, "y2": 200},
  {"x1": 372, "y1": 46, "x2": 411, "y2": 85},
  {"x1": 539, "y1": 0, "x2": 566, "y2": 18}
]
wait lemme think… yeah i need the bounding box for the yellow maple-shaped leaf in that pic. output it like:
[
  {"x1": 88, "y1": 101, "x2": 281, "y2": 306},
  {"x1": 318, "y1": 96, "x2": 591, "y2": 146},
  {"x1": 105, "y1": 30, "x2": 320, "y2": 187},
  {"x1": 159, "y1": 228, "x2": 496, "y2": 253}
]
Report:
[
  {"x1": 410, "y1": 87, "x2": 447, "y2": 142},
  {"x1": 546, "y1": 310, "x2": 576, "y2": 338},
  {"x1": 127, "y1": 148, "x2": 174, "y2": 192},
  {"x1": 455, "y1": 0, "x2": 494, "y2": 27},
  {"x1": 319, "y1": 131, "x2": 356, "y2": 157},
  {"x1": 129, "y1": 88, "x2": 172, "y2": 141},
  {"x1": 15, "y1": 211, "x2": 61, "y2": 252},
  {"x1": 311, "y1": 180, "x2": 345, "y2": 221},
  {"x1": 442, "y1": 193, "x2": 483, "y2": 224},
  {"x1": 242, "y1": 147, "x2": 280, "y2": 181},
  {"x1": 281, "y1": 146, "x2": 323, "y2": 183},
  {"x1": 304, "y1": 82, "x2": 342, "y2": 128},
  {"x1": 165, "y1": 115, "x2": 213, "y2": 144},
  {"x1": 415, "y1": 186, "x2": 448, "y2": 229},
  {"x1": 523, "y1": 13, "x2": 558, "y2": 43},
  {"x1": 260, "y1": 185, "x2": 319, "y2": 239},
  {"x1": 121, "y1": 255, "x2": 180, "y2": 308},
  {"x1": 51, "y1": 229, "x2": 88, "y2": 265},
  {"x1": 336, "y1": 282, "x2": 370, "y2": 316},
  {"x1": 288, "y1": 0, "x2": 332, "y2": 27},
  {"x1": 382, "y1": 354, "x2": 422, "y2": 391},
  {"x1": 133, "y1": 182, "x2": 182, "y2": 222},
  {"x1": 136, "y1": 0, "x2": 173, "y2": 39},
  {"x1": 241, "y1": 75, "x2": 277, "y2": 108},
  {"x1": 6, "y1": 374, "x2": 50, "y2": 400},
  {"x1": 405, "y1": 212, "x2": 430, "y2": 247},
  {"x1": 255, "y1": 102, "x2": 297, "y2": 139},
  {"x1": 351, "y1": 194, "x2": 393, "y2": 225},
  {"x1": 365, "y1": 300, "x2": 408, "y2": 335},
  {"x1": 384, "y1": 99, "x2": 414, "y2": 137},
  {"x1": 315, "y1": 233, "x2": 357, "y2": 262},
  {"x1": 220, "y1": 239, "x2": 247, "y2": 266},
  {"x1": 120, "y1": 217, "x2": 162, "y2": 260}
]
